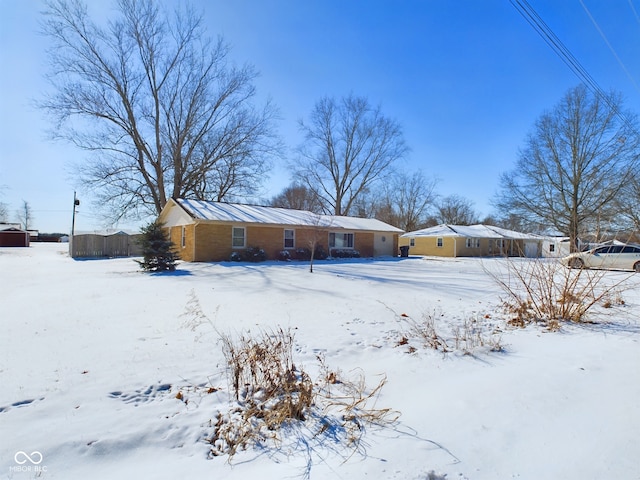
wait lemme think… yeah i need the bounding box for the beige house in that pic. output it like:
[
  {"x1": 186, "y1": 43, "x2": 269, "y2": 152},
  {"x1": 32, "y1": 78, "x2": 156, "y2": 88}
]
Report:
[
  {"x1": 158, "y1": 198, "x2": 403, "y2": 262},
  {"x1": 399, "y1": 224, "x2": 546, "y2": 258}
]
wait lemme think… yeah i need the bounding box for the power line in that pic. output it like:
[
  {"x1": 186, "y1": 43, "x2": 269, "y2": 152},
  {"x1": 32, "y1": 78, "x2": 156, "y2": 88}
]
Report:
[
  {"x1": 510, "y1": 0, "x2": 605, "y2": 98},
  {"x1": 510, "y1": 0, "x2": 639, "y2": 137},
  {"x1": 628, "y1": 0, "x2": 640, "y2": 28},
  {"x1": 579, "y1": 0, "x2": 640, "y2": 96}
]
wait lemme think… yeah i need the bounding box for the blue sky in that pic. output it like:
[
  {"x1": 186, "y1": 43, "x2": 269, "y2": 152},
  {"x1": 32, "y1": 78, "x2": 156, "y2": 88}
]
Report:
[{"x1": 1, "y1": 0, "x2": 639, "y2": 233}]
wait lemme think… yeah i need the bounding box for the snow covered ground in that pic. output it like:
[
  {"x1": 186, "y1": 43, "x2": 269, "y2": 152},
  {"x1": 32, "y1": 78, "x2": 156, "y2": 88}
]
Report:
[{"x1": 1, "y1": 243, "x2": 639, "y2": 479}]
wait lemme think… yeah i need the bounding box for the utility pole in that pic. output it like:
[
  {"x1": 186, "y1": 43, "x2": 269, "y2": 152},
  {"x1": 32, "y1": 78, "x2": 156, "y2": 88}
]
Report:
[{"x1": 70, "y1": 192, "x2": 80, "y2": 256}]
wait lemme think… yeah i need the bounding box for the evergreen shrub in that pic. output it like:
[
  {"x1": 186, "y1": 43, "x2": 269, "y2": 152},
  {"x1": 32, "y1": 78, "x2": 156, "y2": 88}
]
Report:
[{"x1": 136, "y1": 220, "x2": 179, "y2": 272}]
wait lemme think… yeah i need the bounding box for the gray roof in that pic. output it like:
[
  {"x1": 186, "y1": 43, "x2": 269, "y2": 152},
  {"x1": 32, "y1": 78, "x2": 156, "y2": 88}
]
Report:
[
  {"x1": 402, "y1": 224, "x2": 544, "y2": 240},
  {"x1": 176, "y1": 199, "x2": 403, "y2": 233}
]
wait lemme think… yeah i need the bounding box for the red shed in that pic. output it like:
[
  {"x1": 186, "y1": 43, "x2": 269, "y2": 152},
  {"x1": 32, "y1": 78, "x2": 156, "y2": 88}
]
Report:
[{"x1": 0, "y1": 227, "x2": 30, "y2": 247}]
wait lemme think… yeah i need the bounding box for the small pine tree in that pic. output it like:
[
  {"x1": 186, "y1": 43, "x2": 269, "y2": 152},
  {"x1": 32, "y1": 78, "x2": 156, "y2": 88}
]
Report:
[{"x1": 136, "y1": 220, "x2": 179, "y2": 272}]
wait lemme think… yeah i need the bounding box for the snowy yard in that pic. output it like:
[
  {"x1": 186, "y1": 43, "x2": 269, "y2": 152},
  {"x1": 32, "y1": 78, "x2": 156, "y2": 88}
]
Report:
[{"x1": 1, "y1": 243, "x2": 639, "y2": 479}]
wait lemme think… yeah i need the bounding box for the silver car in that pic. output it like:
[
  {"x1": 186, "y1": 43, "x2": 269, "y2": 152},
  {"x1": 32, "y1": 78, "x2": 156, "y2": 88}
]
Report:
[{"x1": 562, "y1": 244, "x2": 640, "y2": 272}]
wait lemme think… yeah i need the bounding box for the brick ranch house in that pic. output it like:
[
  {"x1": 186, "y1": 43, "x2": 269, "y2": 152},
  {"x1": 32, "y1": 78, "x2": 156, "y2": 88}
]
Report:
[{"x1": 158, "y1": 198, "x2": 403, "y2": 262}]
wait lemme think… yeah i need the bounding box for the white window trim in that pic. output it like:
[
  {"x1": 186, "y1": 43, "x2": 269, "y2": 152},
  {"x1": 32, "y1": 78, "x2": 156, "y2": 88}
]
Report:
[
  {"x1": 465, "y1": 238, "x2": 480, "y2": 248},
  {"x1": 232, "y1": 227, "x2": 246, "y2": 248},
  {"x1": 436, "y1": 237, "x2": 443, "y2": 247},
  {"x1": 329, "y1": 232, "x2": 354, "y2": 249},
  {"x1": 284, "y1": 229, "x2": 295, "y2": 249}
]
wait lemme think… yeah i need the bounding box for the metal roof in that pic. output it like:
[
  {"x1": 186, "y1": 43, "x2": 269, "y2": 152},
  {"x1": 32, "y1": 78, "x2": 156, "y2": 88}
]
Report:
[
  {"x1": 176, "y1": 199, "x2": 404, "y2": 233},
  {"x1": 402, "y1": 224, "x2": 544, "y2": 240}
]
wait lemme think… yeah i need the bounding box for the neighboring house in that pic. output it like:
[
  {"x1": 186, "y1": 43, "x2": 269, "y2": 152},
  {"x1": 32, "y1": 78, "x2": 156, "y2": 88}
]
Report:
[
  {"x1": 399, "y1": 224, "x2": 547, "y2": 258},
  {"x1": 0, "y1": 225, "x2": 30, "y2": 247},
  {"x1": 158, "y1": 198, "x2": 403, "y2": 262},
  {"x1": 541, "y1": 236, "x2": 571, "y2": 258}
]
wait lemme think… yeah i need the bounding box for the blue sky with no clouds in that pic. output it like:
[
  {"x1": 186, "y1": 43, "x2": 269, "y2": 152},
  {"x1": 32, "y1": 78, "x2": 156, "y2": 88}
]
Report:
[{"x1": 1, "y1": 0, "x2": 639, "y2": 233}]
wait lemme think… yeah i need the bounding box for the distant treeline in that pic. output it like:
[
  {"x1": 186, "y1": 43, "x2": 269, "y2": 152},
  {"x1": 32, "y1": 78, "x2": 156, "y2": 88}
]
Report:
[{"x1": 32, "y1": 233, "x2": 68, "y2": 242}]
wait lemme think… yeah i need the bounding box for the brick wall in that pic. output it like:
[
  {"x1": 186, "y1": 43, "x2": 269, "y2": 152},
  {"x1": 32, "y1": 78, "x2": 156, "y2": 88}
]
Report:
[
  {"x1": 355, "y1": 232, "x2": 374, "y2": 257},
  {"x1": 172, "y1": 223, "x2": 397, "y2": 262},
  {"x1": 194, "y1": 224, "x2": 232, "y2": 261}
]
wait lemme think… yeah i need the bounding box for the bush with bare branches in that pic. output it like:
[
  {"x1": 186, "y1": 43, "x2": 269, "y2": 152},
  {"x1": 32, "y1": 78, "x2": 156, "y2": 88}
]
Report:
[
  {"x1": 400, "y1": 311, "x2": 450, "y2": 352},
  {"x1": 485, "y1": 258, "x2": 631, "y2": 327},
  {"x1": 395, "y1": 311, "x2": 504, "y2": 355},
  {"x1": 452, "y1": 316, "x2": 504, "y2": 354},
  {"x1": 210, "y1": 328, "x2": 398, "y2": 459}
]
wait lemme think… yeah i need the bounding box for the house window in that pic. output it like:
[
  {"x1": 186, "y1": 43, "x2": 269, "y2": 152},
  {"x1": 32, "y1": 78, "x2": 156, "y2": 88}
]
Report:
[
  {"x1": 232, "y1": 227, "x2": 245, "y2": 248},
  {"x1": 181, "y1": 226, "x2": 186, "y2": 248},
  {"x1": 466, "y1": 238, "x2": 480, "y2": 248},
  {"x1": 436, "y1": 237, "x2": 443, "y2": 247},
  {"x1": 549, "y1": 244, "x2": 555, "y2": 253},
  {"x1": 284, "y1": 229, "x2": 295, "y2": 249},
  {"x1": 329, "y1": 232, "x2": 354, "y2": 249},
  {"x1": 410, "y1": 238, "x2": 415, "y2": 247}
]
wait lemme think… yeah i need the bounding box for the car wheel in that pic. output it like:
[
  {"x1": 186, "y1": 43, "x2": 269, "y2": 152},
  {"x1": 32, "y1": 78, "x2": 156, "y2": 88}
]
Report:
[
  {"x1": 634, "y1": 262, "x2": 640, "y2": 273},
  {"x1": 569, "y1": 258, "x2": 584, "y2": 269}
]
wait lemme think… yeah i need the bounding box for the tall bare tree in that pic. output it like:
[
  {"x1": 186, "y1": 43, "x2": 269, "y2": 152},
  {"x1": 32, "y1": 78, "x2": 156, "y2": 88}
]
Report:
[
  {"x1": 295, "y1": 94, "x2": 408, "y2": 216},
  {"x1": 40, "y1": 0, "x2": 280, "y2": 222},
  {"x1": 367, "y1": 171, "x2": 438, "y2": 231},
  {"x1": 388, "y1": 171, "x2": 437, "y2": 231},
  {"x1": 616, "y1": 170, "x2": 640, "y2": 232},
  {"x1": 496, "y1": 85, "x2": 640, "y2": 250},
  {"x1": 16, "y1": 201, "x2": 34, "y2": 230},
  {"x1": 436, "y1": 195, "x2": 478, "y2": 225},
  {"x1": 0, "y1": 186, "x2": 7, "y2": 223},
  {"x1": 269, "y1": 183, "x2": 322, "y2": 213},
  {"x1": 0, "y1": 202, "x2": 8, "y2": 223}
]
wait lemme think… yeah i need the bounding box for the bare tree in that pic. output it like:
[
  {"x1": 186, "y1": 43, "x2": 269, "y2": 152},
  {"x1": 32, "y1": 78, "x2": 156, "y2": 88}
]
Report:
[
  {"x1": 39, "y1": 0, "x2": 280, "y2": 222},
  {"x1": 495, "y1": 85, "x2": 640, "y2": 251},
  {"x1": 351, "y1": 187, "x2": 379, "y2": 218},
  {"x1": 494, "y1": 213, "x2": 523, "y2": 232},
  {"x1": 269, "y1": 183, "x2": 322, "y2": 213},
  {"x1": 616, "y1": 170, "x2": 640, "y2": 231},
  {"x1": 304, "y1": 213, "x2": 329, "y2": 273},
  {"x1": 0, "y1": 187, "x2": 7, "y2": 223},
  {"x1": 16, "y1": 201, "x2": 34, "y2": 230},
  {"x1": 295, "y1": 94, "x2": 408, "y2": 216},
  {"x1": 0, "y1": 202, "x2": 8, "y2": 223},
  {"x1": 388, "y1": 171, "x2": 437, "y2": 231},
  {"x1": 364, "y1": 171, "x2": 438, "y2": 231},
  {"x1": 436, "y1": 195, "x2": 478, "y2": 225}
]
